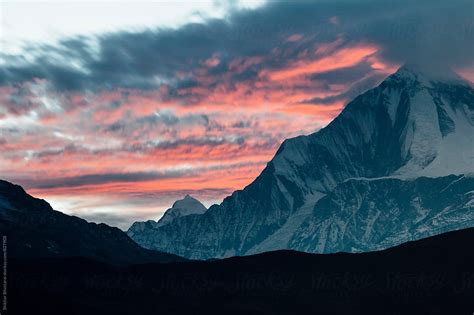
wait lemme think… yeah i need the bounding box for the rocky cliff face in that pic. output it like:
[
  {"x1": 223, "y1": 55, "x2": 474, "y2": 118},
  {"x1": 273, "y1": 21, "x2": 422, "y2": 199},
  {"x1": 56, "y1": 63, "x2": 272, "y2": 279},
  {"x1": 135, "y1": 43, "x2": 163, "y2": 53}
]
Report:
[
  {"x1": 289, "y1": 175, "x2": 474, "y2": 253},
  {"x1": 128, "y1": 66, "x2": 474, "y2": 260}
]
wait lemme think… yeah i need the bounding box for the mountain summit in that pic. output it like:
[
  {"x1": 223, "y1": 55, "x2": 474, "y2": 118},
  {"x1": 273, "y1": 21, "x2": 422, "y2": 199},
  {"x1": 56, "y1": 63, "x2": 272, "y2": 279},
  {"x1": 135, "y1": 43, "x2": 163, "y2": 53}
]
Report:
[
  {"x1": 161, "y1": 194, "x2": 207, "y2": 226},
  {"x1": 128, "y1": 195, "x2": 207, "y2": 237},
  {"x1": 128, "y1": 66, "x2": 474, "y2": 259}
]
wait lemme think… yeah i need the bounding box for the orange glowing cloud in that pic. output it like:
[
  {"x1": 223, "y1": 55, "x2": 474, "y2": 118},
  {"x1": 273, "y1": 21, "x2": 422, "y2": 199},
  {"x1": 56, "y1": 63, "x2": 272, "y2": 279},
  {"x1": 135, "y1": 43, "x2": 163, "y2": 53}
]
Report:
[{"x1": 260, "y1": 44, "x2": 378, "y2": 81}]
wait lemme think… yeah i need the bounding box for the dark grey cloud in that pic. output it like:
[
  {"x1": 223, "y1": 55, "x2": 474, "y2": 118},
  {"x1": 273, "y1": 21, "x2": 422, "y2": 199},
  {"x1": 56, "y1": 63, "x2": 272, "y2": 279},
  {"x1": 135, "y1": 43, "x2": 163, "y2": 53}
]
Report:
[
  {"x1": 104, "y1": 110, "x2": 209, "y2": 133},
  {"x1": 3, "y1": 85, "x2": 36, "y2": 116},
  {"x1": 30, "y1": 144, "x2": 79, "y2": 159},
  {"x1": 15, "y1": 160, "x2": 265, "y2": 190},
  {"x1": 13, "y1": 133, "x2": 275, "y2": 165},
  {"x1": 0, "y1": 0, "x2": 472, "y2": 93},
  {"x1": 24, "y1": 171, "x2": 185, "y2": 189},
  {"x1": 128, "y1": 135, "x2": 247, "y2": 151},
  {"x1": 231, "y1": 120, "x2": 252, "y2": 128}
]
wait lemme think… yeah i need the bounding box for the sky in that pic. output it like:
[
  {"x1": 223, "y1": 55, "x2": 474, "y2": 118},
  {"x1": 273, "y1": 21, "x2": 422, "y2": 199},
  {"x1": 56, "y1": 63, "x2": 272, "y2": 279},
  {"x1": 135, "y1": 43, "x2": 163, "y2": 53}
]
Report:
[{"x1": 1, "y1": 0, "x2": 473, "y2": 230}]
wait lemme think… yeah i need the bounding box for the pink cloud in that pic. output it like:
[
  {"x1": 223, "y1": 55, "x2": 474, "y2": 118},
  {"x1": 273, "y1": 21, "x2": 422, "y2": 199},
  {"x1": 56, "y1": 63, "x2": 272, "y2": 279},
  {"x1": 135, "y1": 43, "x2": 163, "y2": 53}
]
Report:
[
  {"x1": 260, "y1": 44, "x2": 379, "y2": 81},
  {"x1": 204, "y1": 56, "x2": 221, "y2": 67},
  {"x1": 286, "y1": 34, "x2": 304, "y2": 42}
]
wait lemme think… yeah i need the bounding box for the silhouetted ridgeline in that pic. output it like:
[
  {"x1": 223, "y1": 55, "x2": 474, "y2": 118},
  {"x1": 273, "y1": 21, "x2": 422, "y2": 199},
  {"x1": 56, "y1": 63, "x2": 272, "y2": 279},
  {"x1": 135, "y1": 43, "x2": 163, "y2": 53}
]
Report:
[
  {"x1": 0, "y1": 179, "x2": 184, "y2": 265},
  {"x1": 9, "y1": 227, "x2": 474, "y2": 315}
]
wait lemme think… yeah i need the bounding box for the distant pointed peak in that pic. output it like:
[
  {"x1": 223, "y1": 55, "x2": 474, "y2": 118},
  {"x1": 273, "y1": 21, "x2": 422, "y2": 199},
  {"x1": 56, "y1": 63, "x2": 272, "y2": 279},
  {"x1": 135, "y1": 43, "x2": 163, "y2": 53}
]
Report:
[
  {"x1": 172, "y1": 194, "x2": 206, "y2": 210},
  {"x1": 176, "y1": 194, "x2": 199, "y2": 204},
  {"x1": 154, "y1": 194, "x2": 207, "y2": 227}
]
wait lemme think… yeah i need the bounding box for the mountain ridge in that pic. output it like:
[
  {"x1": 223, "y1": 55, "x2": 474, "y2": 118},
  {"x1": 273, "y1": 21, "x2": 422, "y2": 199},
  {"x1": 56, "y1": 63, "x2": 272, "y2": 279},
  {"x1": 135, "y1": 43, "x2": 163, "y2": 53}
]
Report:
[
  {"x1": 11, "y1": 226, "x2": 474, "y2": 314},
  {"x1": 128, "y1": 65, "x2": 474, "y2": 260},
  {"x1": 0, "y1": 179, "x2": 184, "y2": 265}
]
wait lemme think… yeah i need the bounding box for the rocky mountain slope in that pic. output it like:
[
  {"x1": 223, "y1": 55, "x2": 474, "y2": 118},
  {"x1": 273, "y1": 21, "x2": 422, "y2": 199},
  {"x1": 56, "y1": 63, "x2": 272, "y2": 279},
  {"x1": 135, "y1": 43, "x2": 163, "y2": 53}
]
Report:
[
  {"x1": 288, "y1": 175, "x2": 474, "y2": 253},
  {"x1": 0, "y1": 180, "x2": 184, "y2": 265},
  {"x1": 128, "y1": 65, "x2": 474, "y2": 260}
]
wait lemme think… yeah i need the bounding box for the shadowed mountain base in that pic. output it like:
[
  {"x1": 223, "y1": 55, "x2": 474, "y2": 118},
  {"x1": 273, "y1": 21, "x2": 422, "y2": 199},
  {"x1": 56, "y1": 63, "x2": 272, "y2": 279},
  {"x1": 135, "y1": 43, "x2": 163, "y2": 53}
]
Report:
[{"x1": 10, "y1": 227, "x2": 474, "y2": 315}]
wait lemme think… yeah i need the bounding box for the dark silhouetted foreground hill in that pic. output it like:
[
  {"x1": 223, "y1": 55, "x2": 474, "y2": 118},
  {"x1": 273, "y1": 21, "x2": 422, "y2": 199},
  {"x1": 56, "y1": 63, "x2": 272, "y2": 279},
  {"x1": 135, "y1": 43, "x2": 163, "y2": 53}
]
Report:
[
  {"x1": 9, "y1": 227, "x2": 474, "y2": 315},
  {"x1": 0, "y1": 180, "x2": 184, "y2": 265}
]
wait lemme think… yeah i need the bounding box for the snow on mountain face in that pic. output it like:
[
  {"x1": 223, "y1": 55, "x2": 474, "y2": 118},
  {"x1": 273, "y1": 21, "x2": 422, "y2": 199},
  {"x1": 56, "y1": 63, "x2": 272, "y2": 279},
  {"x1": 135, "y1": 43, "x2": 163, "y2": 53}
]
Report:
[
  {"x1": 157, "y1": 194, "x2": 207, "y2": 227},
  {"x1": 128, "y1": 195, "x2": 207, "y2": 237},
  {"x1": 127, "y1": 66, "x2": 474, "y2": 260},
  {"x1": 385, "y1": 67, "x2": 474, "y2": 177},
  {"x1": 289, "y1": 175, "x2": 474, "y2": 254}
]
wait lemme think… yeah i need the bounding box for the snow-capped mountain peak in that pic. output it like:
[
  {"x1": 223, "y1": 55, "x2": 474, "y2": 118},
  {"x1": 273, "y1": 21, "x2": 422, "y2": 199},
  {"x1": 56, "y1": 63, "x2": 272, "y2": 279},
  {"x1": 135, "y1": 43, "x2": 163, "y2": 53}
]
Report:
[
  {"x1": 391, "y1": 64, "x2": 470, "y2": 87},
  {"x1": 382, "y1": 66, "x2": 474, "y2": 177},
  {"x1": 128, "y1": 66, "x2": 474, "y2": 260},
  {"x1": 128, "y1": 195, "x2": 207, "y2": 237},
  {"x1": 170, "y1": 194, "x2": 205, "y2": 212},
  {"x1": 156, "y1": 195, "x2": 207, "y2": 227}
]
